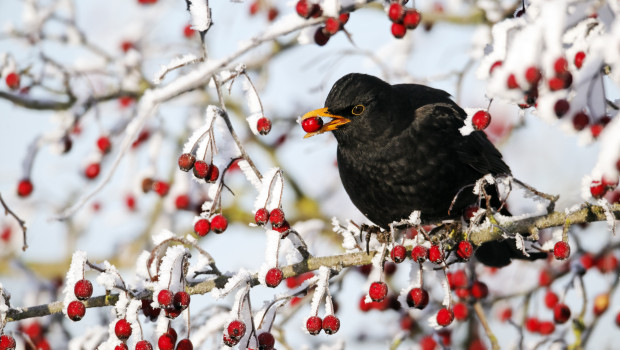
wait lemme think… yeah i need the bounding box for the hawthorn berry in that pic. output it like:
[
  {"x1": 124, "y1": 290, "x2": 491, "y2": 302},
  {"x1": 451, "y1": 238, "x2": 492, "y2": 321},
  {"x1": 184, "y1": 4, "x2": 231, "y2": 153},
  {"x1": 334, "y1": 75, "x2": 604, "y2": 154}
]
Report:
[
  {"x1": 178, "y1": 153, "x2": 196, "y2": 172},
  {"x1": 403, "y1": 10, "x2": 422, "y2": 29},
  {"x1": 548, "y1": 77, "x2": 565, "y2": 91},
  {"x1": 590, "y1": 124, "x2": 604, "y2": 138},
  {"x1": 165, "y1": 308, "x2": 182, "y2": 319},
  {"x1": 525, "y1": 317, "x2": 540, "y2": 332},
  {"x1": 135, "y1": 340, "x2": 153, "y2": 350},
  {"x1": 553, "y1": 303, "x2": 571, "y2": 324},
  {"x1": 227, "y1": 320, "x2": 246, "y2": 340},
  {"x1": 306, "y1": 316, "x2": 322, "y2": 335},
  {"x1": 194, "y1": 218, "x2": 211, "y2": 237},
  {"x1": 85, "y1": 163, "x2": 101, "y2": 179},
  {"x1": 211, "y1": 214, "x2": 228, "y2": 233},
  {"x1": 269, "y1": 208, "x2": 285, "y2": 227},
  {"x1": 506, "y1": 74, "x2": 519, "y2": 89},
  {"x1": 596, "y1": 253, "x2": 618, "y2": 273},
  {"x1": 554, "y1": 57, "x2": 568, "y2": 75},
  {"x1": 257, "y1": 117, "x2": 272, "y2": 135},
  {"x1": 524, "y1": 66, "x2": 541, "y2": 85},
  {"x1": 436, "y1": 308, "x2": 454, "y2": 327},
  {"x1": 428, "y1": 245, "x2": 443, "y2": 263},
  {"x1": 369, "y1": 281, "x2": 388, "y2": 302},
  {"x1": 175, "y1": 194, "x2": 190, "y2": 210},
  {"x1": 390, "y1": 245, "x2": 407, "y2": 263},
  {"x1": 500, "y1": 307, "x2": 512, "y2": 322},
  {"x1": 176, "y1": 339, "x2": 193, "y2": 350},
  {"x1": 257, "y1": 332, "x2": 275, "y2": 350},
  {"x1": 538, "y1": 321, "x2": 555, "y2": 335},
  {"x1": 206, "y1": 164, "x2": 219, "y2": 182},
  {"x1": 590, "y1": 181, "x2": 606, "y2": 198},
  {"x1": 183, "y1": 24, "x2": 195, "y2": 38},
  {"x1": 96, "y1": 136, "x2": 112, "y2": 154},
  {"x1": 158, "y1": 333, "x2": 175, "y2": 350},
  {"x1": 447, "y1": 270, "x2": 467, "y2": 289},
  {"x1": 267, "y1": 7, "x2": 279, "y2": 21},
  {"x1": 158, "y1": 289, "x2": 174, "y2": 309},
  {"x1": 314, "y1": 27, "x2": 330, "y2": 46},
  {"x1": 5, "y1": 72, "x2": 20, "y2": 90},
  {"x1": 74, "y1": 279, "x2": 93, "y2": 300},
  {"x1": 572, "y1": 112, "x2": 589, "y2": 130},
  {"x1": 419, "y1": 335, "x2": 437, "y2": 350},
  {"x1": 411, "y1": 245, "x2": 428, "y2": 262},
  {"x1": 544, "y1": 290, "x2": 559, "y2": 309},
  {"x1": 406, "y1": 287, "x2": 429, "y2": 309},
  {"x1": 391, "y1": 23, "x2": 406, "y2": 39},
  {"x1": 0, "y1": 335, "x2": 16, "y2": 350},
  {"x1": 388, "y1": 3, "x2": 404, "y2": 22},
  {"x1": 322, "y1": 314, "x2": 340, "y2": 334},
  {"x1": 553, "y1": 99, "x2": 570, "y2": 118},
  {"x1": 152, "y1": 181, "x2": 170, "y2": 196},
  {"x1": 539, "y1": 269, "x2": 553, "y2": 287},
  {"x1": 115, "y1": 319, "x2": 132, "y2": 340},
  {"x1": 456, "y1": 241, "x2": 474, "y2": 260},
  {"x1": 67, "y1": 300, "x2": 86, "y2": 321},
  {"x1": 255, "y1": 208, "x2": 270, "y2": 225},
  {"x1": 470, "y1": 281, "x2": 488, "y2": 299},
  {"x1": 489, "y1": 61, "x2": 502, "y2": 74},
  {"x1": 265, "y1": 267, "x2": 283, "y2": 287},
  {"x1": 173, "y1": 291, "x2": 190, "y2": 310},
  {"x1": 453, "y1": 302, "x2": 468, "y2": 321},
  {"x1": 273, "y1": 220, "x2": 291, "y2": 237},
  {"x1": 301, "y1": 117, "x2": 324, "y2": 133},
  {"x1": 339, "y1": 13, "x2": 350, "y2": 24},
  {"x1": 472, "y1": 111, "x2": 491, "y2": 131},
  {"x1": 553, "y1": 241, "x2": 570, "y2": 260},
  {"x1": 295, "y1": 0, "x2": 311, "y2": 18},
  {"x1": 574, "y1": 51, "x2": 586, "y2": 69},
  {"x1": 193, "y1": 160, "x2": 209, "y2": 179},
  {"x1": 17, "y1": 178, "x2": 33, "y2": 197},
  {"x1": 324, "y1": 17, "x2": 342, "y2": 35}
]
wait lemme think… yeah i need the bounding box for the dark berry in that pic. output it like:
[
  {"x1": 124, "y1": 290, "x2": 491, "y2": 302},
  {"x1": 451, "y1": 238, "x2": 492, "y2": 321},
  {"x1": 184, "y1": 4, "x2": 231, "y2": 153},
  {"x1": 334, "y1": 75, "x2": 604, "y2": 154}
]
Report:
[
  {"x1": 257, "y1": 332, "x2": 275, "y2": 350},
  {"x1": 572, "y1": 112, "x2": 589, "y2": 130},
  {"x1": 173, "y1": 291, "x2": 190, "y2": 310},
  {"x1": 176, "y1": 339, "x2": 193, "y2": 350},
  {"x1": 553, "y1": 99, "x2": 570, "y2": 118},
  {"x1": 206, "y1": 164, "x2": 219, "y2": 183},
  {"x1": 178, "y1": 153, "x2": 196, "y2": 172},
  {"x1": 314, "y1": 27, "x2": 330, "y2": 46},
  {"x1": 406, "y1": 287, "x2": 429, "y2": 309},
  {"x1": 553, "y1": 303, "x2": 571, "y2": 324}
]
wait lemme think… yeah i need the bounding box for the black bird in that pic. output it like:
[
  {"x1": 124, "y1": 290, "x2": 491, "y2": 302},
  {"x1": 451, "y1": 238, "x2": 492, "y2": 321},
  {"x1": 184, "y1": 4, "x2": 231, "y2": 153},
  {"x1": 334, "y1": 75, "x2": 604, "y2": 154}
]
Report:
[{"x1": 301, "y1": 73, "x2": 544, "y2": 267}]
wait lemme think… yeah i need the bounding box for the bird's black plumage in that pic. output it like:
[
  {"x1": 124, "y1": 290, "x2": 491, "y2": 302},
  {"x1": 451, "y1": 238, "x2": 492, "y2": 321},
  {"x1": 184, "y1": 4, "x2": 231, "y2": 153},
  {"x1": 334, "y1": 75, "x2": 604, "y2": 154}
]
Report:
[{"x1": 304, "y1": 73, "x2": 544, "y2": 267}]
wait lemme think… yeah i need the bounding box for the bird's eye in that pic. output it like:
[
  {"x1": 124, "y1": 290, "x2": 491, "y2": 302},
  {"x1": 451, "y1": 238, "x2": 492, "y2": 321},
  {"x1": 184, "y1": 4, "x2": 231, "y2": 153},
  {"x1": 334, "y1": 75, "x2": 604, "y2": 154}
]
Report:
[{"x1": 351, "y1": 105, "x2": 365, "y2": 115}]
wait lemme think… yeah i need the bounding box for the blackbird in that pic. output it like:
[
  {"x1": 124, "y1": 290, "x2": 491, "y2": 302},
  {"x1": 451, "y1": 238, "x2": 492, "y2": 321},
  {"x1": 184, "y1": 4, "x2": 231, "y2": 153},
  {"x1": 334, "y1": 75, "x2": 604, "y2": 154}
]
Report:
[{"x1": 301, "y1": 73, "x2": 545, "y2": 267}]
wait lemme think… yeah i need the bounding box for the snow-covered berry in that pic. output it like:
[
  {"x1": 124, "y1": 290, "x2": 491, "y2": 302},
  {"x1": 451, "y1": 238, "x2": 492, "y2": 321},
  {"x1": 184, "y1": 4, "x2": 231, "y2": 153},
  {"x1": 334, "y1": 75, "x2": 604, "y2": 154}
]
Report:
[
  {"x1": 255, "y1": 208, "x2": 270, "y2": 226},
  {"x1": 74, "y1": 279, "x2": 93, "y2": 300},
  {"x1": 369, "y1": 281, "x2": 388, "y2": 302},
  {"x1": 67, "y1": 300, "x2": 86, "y2": 321},
  {"x1": 390, "y1": 245, "x2": 407, "y2": 263},
  {"x1": 553, "y1": 241, "x2": 570, "y2": 260},
  {"x1": 411, "y1": 245, "x2": 428, "y2": 262},
  {"x1": 322, "y1": 315, "x2": 340, "y2": 335},
  {"x1": 428, "y1": 245, "x2": 443, "y2": 263},
  {"x1": 210, "y1": 214, "x2": 228, "y2": 234},
  {"x1": 178, "y1": 153, "x2": 196, "y2": 172},
  {"x1": 135, "y1": 340, "x2": 153, "y2": 350},
  {"x1": 173, "y1": 291, "x2": 190, "y2": 310},
  {"x1": 265, "y1": 267, "x2": 283, "y2": 287},
  {"x1": 158, "y1": 289, "x2": 174, "y2": 309},
  {"x1": 306, "y1": 316, "x2": 322, "y2": 335},
  {"x1": 194, "y1": 219, "x2": 210, "y2": 237},
  {"x1": 115, "y1": 319, "x2": 132, "y2": 340},
  {"x1": 193, "y1": 160, "x2": 209, "y2": 179}
]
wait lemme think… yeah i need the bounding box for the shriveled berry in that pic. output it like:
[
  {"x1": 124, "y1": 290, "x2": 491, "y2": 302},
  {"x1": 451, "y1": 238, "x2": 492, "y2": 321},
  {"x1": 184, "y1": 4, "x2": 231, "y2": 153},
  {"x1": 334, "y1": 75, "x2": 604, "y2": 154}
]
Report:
[
  {"x1": 411, "y1": 245, "x2": 428, "y2": 262},
  {"x1": 266, "y1": 267, "x2": 283, "y2": 287},
  {"x1": 403, "y1": 10, "x2": 422, "y2": 29},
  {"x1": 553, "y1": 99, "x2": 570, "y2": 118},
  {"x1": 17, "y1": 178, "x2": 34, "y2": 197},
  {"x1": 115, "y1": 319, "x2": 132, "y2": 340},
  {"x1": 390, "y1": 245, "x2": 407, "y2": 263},
  {"x1": 388, "y1": 3, "x2": 404, "y2": 22},
  {"x1": 269, "y1": 208, "x2": 285, "y2": 227},
  {"x1": 255, "y1": 208, "x2": 270, "y2": 225},
  {"x1": 369, "y1": 281, "x2": 388, "y2": 302},
  {"x1": 306, "y1": 316, "x2": 322, "y2": 335},
  {"x1": 322, "y1": 314, "x2": 340, "y2": 334},
  {"x1": 572, "y1": 112, "x2": 589, "y2": 130},
  {"x1": 301, "y1": 117, "x2": 324, "y2": 133},
  {"x1": 193, "y1": 160, "x2": 209, "y2": 178},
  {"x1": 135, "y1": 340, "x2": 153, "y2": 350},
  {"x1": 67, "y1": 300, "x2": 86, "y2": 321},
  {"x1": 553, "y1": 303, "x2": 571, "y2": 324},
  {"x1": 178, "y1": 153, "x2": 195, "y2": 171},
  {"x1": 406, "y1": 287, "x2": 429, "y2": 309},
  {"x1": 436, "y1": 308, "x2": 454, "y2": 327},
  {"x1": 0, "y1": 335, "x2": 16, "y2": 350},
  {"x1": 194, "y1": 218, "x2": 210, "y2": 237},
  {"x1": 544, "y1": 290, "x2": 559, "y2": 309},
  {"x1": 453, "y1": 302, "x2": 468, "y2": 321},
  {"x1": 173, "y1": 291, "x2": 190, "y2": 310},
  {"x1": 74, "y1": 279, "x2": 93, "y2": 300},
  {"x1": 211, "y1": 214, "x2": 228, "y2": 233},
  {"x1": 227, "y1": 320, "x2": 246, "y2": 340},
  {"x1": 456, "y1": 241, "x2": 474, "y2": 260},
  {"x1": 391, "y1": 23, "x2": 406, "y2": 39},
  {"x1": 85, "y1": 163, "x2": 101, "y2": 179},
  {"x1": 158, "y1": 289, "x2": 174, "y2": 309},
  {"x1": 553, "y1": 241, "x2": 570, "y2": 260},
  {"x1": 472, "y1": 110, "x2": 491, "y2": 131},
  {"x1": 176, "y1": 339, "x2": 193, "y2": 350},
  {"x1": 158, "y1": 333, "x2": 175, "y2": 350},
  {"x1": 257, "y1": 332, "x2": 275, "y2": 350},
  {"x1": 428, "y1": 245, "x2": 443, "y2": 263},
  {"x1": 314, "y1": 27, "x2": 330, "y2": 46}
]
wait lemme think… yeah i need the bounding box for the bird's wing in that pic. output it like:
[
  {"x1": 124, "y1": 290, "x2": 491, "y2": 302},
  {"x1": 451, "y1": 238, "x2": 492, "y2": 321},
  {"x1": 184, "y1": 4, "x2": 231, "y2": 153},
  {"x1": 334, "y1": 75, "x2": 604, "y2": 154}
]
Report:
[{"x1": 457, "y1": 131, "x2": 511, "y2": 176}]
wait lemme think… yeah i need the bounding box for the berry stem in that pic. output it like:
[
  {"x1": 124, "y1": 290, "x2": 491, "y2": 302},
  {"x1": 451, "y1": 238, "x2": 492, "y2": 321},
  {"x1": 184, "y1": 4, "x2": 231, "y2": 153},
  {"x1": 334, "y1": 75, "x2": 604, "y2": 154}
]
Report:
[
  {"x1": 473, "y1": 302, "x2": 500, "y2": 350},
  {"x1": 0, "y1": 193, "x2": 28, "y2": 251}
]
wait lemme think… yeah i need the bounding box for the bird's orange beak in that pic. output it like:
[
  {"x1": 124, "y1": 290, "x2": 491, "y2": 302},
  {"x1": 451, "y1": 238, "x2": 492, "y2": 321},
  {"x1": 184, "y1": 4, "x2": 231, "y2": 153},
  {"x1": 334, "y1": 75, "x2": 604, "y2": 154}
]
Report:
[{"x1": 301, "y1": 107, "x2": 350, "y2": 138}]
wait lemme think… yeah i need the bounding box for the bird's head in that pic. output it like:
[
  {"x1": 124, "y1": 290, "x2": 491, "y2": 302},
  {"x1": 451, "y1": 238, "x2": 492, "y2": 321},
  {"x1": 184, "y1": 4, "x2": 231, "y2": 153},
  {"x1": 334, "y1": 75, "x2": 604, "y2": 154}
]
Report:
[{"x1": 301, "y1": 73, "x2": 397, "y2": 143}]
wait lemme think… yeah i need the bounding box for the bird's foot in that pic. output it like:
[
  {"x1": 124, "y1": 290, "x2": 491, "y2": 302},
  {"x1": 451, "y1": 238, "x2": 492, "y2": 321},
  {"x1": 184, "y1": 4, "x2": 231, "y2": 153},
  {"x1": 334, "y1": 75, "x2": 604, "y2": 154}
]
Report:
[{"x1": 359, "y1": 224, "x2": 386, "y2": 254}]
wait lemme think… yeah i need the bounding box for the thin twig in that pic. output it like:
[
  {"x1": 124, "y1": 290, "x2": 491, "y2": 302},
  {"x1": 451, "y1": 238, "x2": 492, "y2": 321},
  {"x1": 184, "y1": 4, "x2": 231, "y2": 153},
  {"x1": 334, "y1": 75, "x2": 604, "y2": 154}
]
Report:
[
  {"x1": 474, "y1": 301, "x2": 500, "y2": 350},
  {"x1": 0, "y1": 193, "x2": 28, "y2": 251}
]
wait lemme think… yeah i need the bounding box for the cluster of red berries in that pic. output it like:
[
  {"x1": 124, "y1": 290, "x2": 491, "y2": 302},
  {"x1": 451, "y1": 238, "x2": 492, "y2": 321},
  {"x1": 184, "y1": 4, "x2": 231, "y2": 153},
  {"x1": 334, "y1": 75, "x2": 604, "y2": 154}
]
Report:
[
  {"x1": 224, "y1": 331, "x2": 274, "y2": 349},
  {"x1": 305, "y1": 314, "x2": 341, "y2": 335},
  {"x1": 255, "y1": 207, "x2": 291, "y2": 237},
  {"x1": 193, "y1": 214, "x2": 228, "y2": 236},
  {"x1": 589, "y1": 176, "x2": 618, "y2": 199},
  {"x1": 387, "y1": 3, "x2": 422, "y2": 39},
  {"x1": 14, "y1": 321, "x2": 51, "y2": 350},
  {"x1": 141, "y1": 178, "x2": 170, "y2": 197},
  {"x1": 248, "y1": 1, "x2": 279, "y2": 22},
  {"x1": 5, "y1": 72, "x2": 20, "y2": 90},
  {"x1": 315, "y1": 13, "x2": 350, "y2": 46},
  {"x1": 580, "y1": 251, "x2": 618, "y2": 273},
  {"x1": 157, "y1": 289, "x2": 191, "y2": 319},
  {"x1": 178, "y1": 153, "x2": 220, "y2": 183},
  {"x1": 157, "y1": 327, "x2": 192, "y2": 350},
  {"x1": 67, "y1": 279, "x2": 93, "y2": 321},
  {"x1": 524, "y1": 317, "x2": 557, "y2": 335}
]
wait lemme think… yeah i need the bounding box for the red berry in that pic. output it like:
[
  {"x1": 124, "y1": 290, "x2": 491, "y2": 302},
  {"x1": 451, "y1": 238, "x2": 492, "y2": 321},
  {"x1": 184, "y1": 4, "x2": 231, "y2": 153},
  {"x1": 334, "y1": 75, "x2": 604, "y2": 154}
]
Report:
[
  {"x1": 489, "y1": 61, "x2": 502, "y2": 74},
  {"x1": 255, "y1": 208, "x2": 270, "y2": 225},
  {"x1": 339, "y1": 13, "x2": 350, "y2": 24},
  {"x1": 194, "y1": 218, "x2": 210, "y2": 237},
  {"x1": 67, "y1": 300, "x2": 86, "y2": 321},
  {"x1": 420, "y1": 335, "x2": 437, "y2": 350},
  {"x1": 135, "y1": 340, "x2": 153, "y2": 350},
  {"x1": 553, "y1": 241, "x2": 570, "y2": 260},
  {"x1": 359, "y1": 295, "x2": 372, "y2": 312},
  {"x1": 596, "y1": 253, "x2": 618, "y2": 273},
  {"x1": 85, "y1": 163, "x2": 101, "y2": 179},
  {"x1": 249, "y1": 1, "x2": 259, "y2": 15},
  {"x1": 388, "y1": 3, "x2": 404, "y2": 22},
  {"x1": 545, "y1": 290, "x2": 559, "y2": 309},
  {"x1": 391, "y1": 23, "x2": 406, "y2": 39},
  {"x1": 152, "y1": 181, "x2": 170, "y2": 196},
  {"x1": 193, "y1": 160, "x2": 209, "y2": 179},
  {"x1": 158, "y1": 289, "x2": 174, "y2": 308},
  {"x1": 590, "y1": 181, "x2": 606, "y2": 198},
  {"x1": 472, "y1": 111, "x2": 491, "y2": 131},
  {"x1": 175, "y1": 194, "x2": 190, "y2": 210},
  {"x1": 574, "y1": 51, "x2": 586, "y2": 69},
  {"x1": 554, "y1": 57, "x2": 568, "y2": 75},
  {"x1": 539, "y1": 320, "x2": 555, "y2": 335},
  {"x1": 183, "y1": 24, "x2": 195, "y2": 38},
  {"x1": 17, "y1": 178, "x2": 33, "y2": 197},
  {"x1": 369, "y1": 281, "x2": 388, "y2": 302},
  {"x1": 539, "y1": 269, "x2": 552, "y2": 287},
  {"x1": 257, "y1": 117, "x2": 272, "y2": 135},
  {"x1": 324, "y1": 17, "x2": 341, "y2": 35},
  {"x1": 553, "y1": 99, "x2": 570, "y2": 118},
  {"x1": 403, "y1": 10, "x2": 422, "y2": 29},
  {"x1": 314, "y1": 27, "x2": 330, "y2": 46},
  {"x1": 506, "y1": 74, "x2": 519, "y2": 89},
  {"x1": 524, "y1": 66, "x2": 541, "y2": 85},
  {"x1": 429, "y1": 245, "x2": 443, "y2": 263},
  {"x1": 470, "y1": 281, "x2": 488, "y2": 299},
  {"x1": 590, "y1": 123, "x2": 604, "y2": 138},
  {"x1": 548, "y1": 77, "x2": 565, "y2": 91},
  {"x1": 173, "y1": 291, "x2": 190, "y2": 310},
  {"x1": 301, "y1": 117, "x2": 324, "y2": 133},
  {"x1": 158, "y1": 334, "x2": 175, "y2": 350},
  {"x1": 411, "y1": 245, "x2": 428, "y2": 262},
  {"x1": 0, "y1": 335, "x2": 16, "y2": 350},
  {"x1": 5, "y1": 72, "x2": 20, "y2": 90},
  {"x1": 164, "y1": 308, "x2": 182, "y2": 319},
  {"x1": 269, "y1": 208, "x2": 285, "y2": 227},
  {"x1": 572, "y1": 112, "x2": 589, "y2": 130},
  {"x1": 210, "y1": 214, "x2": 228, "y2": 233},
  {"x1": 306, "y1": 316, "x2": 323, "y2": 335},
  {"x1": 453, "y1": 302, "x2": 468, "y2": 321},
  {"x1": 322, "y1": 315, "x2": 340, "y2": 334},
  {"x1": 115, "y1": 319, "x2": 132, "y2": 340},
  {"x1": 273, "y1": 220, "x2": 291, "y2": 237},
  {"x1": 456, "y1": 241, "x2": 474, "y2": 260},
  {"x1": 390, "y1": 245, "x2": 407, "y2": 263},
  {"x1": 176, "y1": 339, "x2": 193, "y2": 350},
  {"x1": 448, "y1": 270, "x2": 468, "y2": 289},
  {"x1": 178, "y1": 153, "x2": 196, "y2": 172},
  {"x1": 553, "y1": 303, "x2": 571, "y2": 324},
  {"x1": 227, "y1": 320, "x2": 246, "y2": 340},
  {"x1": 436, "y1": 308, "x2": 454, "y2": 327},
  {"x1": 267, "y1": 7, "x2": 279, "y2": 22},
  {"x1": 257, "y1": 332, "x2": 275, "y2": 350},
  {"x1": 266, "y1": 267, "x2": 283, "y2": 287},
  {"x1": 74, "y1": 279, "x2": 93, "y2": 300},
  {"x1": 500, "y1": 308, "x2": 512, "y2": 322},
  {"x1": 223, "y1": 334, "x2": 238, "y2": 347},
  {"x1": 97, "y1": 136, "x2": 112, "y2": 154},
  {"x1": 296, "y1": 0, "x2": 311, "y2": 18},
  {"x1": 406, "y1": 287, "x2": 429, "y2": 309},
  {"x1": 580, "y1": 253, "x2": 595, "y2": 269},
  {"x1": 525, "y1": 317, "x2": 540, "y2": 332}
]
